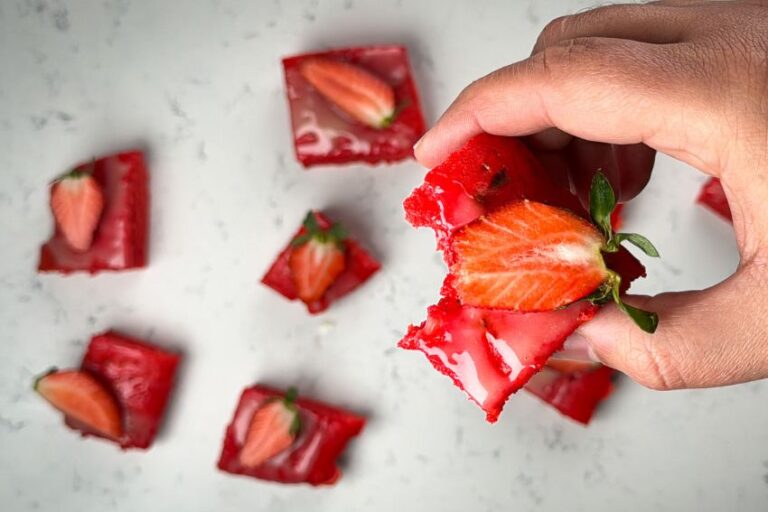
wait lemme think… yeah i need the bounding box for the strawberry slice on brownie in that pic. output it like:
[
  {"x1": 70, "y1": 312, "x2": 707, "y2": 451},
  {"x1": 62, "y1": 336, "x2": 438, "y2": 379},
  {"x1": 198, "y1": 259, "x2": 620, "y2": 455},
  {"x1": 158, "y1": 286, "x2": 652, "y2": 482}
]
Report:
[
  {"x1": 400, "y1": 134, "x2": 654, "y2": 423},
  {"x1": 282, "y1": 46, "x2": 426, "y2": 167}
]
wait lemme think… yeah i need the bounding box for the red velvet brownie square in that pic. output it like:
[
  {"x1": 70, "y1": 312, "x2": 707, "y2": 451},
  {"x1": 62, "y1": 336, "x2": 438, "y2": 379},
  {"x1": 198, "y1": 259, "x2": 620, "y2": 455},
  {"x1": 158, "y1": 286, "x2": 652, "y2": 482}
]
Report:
[
  {"x1": 72, "y1": 331, "x2": 180, "y2": 449},
  {"x1": 34, "y1": 331, "x2": 180, "y2": 450},
  {"x1": 282, "y1": 45, "x2": 426, "y2": 167},
  {"x1": 38, "y1": 151, "x2": 149, "y2": 274},
  {"x1": 217, "y1": 384, "x2": 365, "y2": 486},
  {"x1": 525, "y1": 366, "x2": 615, "y2": 425},
  {"x1": 261, "y1": 211, "x2": 381, "y2": 314}
]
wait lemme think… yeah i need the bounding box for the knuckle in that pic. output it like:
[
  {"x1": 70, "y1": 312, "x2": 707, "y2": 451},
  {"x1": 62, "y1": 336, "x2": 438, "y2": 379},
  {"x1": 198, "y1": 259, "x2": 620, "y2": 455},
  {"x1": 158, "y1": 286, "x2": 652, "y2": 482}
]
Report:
[
  {"x1": 533, "y1": 37, "x2": 606, "y2": 77},
  {"x1": 537, "y1": 4, "x2": 633, "y2": 49},
  {"x1": 454, "y1": 78, "x2": 483, "y2": 106},
  {"x1": 536, "y1": 15, "x2": 570, "y2": 49},
  {"x1": 569, "y1": 4, "x2": 625, "y2": 26}
]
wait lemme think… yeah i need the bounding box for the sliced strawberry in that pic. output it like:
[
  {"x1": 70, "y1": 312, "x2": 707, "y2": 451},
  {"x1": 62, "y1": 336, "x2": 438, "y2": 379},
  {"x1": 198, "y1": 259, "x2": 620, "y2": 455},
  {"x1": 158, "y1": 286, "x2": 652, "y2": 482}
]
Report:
[
  {"x1": 299, "y1": 58, "x2": 396, "y2": 129},
  {"x1": 50, "y1": 167, "x2": 104, "y2": 252},
  {"x1": 289, "y1": 212, "x2": 347, "y2": 304},
  {"x1": 239, "y1": 389, "x2": 300, "y2": 468},
  {"x1": 450, "y1": 173, "x2": 660, "y2": 332},
  {"x1": 34, "y1": 369, "x2": 122, "y2": 439},
  {"x1": 451, "y1": 200, "x2": 608, "y2": 311}
]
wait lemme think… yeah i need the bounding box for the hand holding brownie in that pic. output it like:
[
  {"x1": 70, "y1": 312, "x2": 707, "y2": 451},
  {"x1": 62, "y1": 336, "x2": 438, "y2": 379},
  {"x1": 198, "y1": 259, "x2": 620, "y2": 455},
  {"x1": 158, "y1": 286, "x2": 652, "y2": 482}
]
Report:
[{"x1": 415, "y1": 0, "x2": 768, "y2": 391}]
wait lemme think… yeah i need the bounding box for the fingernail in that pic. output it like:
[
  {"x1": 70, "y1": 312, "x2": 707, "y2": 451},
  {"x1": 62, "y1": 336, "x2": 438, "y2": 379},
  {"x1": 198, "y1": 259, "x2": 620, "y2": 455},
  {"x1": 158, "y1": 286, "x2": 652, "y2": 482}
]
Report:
[
  {"x1": 413, "y1": 135, "x2": 425, "y2": 151},
  {"x1": 559, "y1": 333, "x2": 602, "y2": 363}
]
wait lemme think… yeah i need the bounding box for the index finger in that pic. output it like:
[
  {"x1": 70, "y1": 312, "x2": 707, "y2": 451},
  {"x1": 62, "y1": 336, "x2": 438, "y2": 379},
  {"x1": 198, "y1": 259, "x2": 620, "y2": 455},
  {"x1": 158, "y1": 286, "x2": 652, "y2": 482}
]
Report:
[{"x1": 414, "y1": 38, "x2": 696, "y2": 170}]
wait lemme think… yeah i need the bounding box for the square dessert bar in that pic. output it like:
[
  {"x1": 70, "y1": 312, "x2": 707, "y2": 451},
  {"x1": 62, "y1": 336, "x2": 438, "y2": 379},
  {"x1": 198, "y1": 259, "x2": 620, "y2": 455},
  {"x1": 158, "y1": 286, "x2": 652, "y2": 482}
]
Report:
[
  {"x1": 217, "y1": 384, "x2": 365, "y2": 485},
  {"x1": 72, "y1": 331, "x2": 180, "y2": 449},
  {"x1": 283, "y1": 45, "x2": 426, "y2": 167},
  {"x1": 525, "y1": 366, "x2": 615, "y2": 425},
  {"x1": 38, "y1": 151, "x2": 149, "y2": 274},
  {"x1": 261, "y1": 211, "x2": 380, "y2": 314}
]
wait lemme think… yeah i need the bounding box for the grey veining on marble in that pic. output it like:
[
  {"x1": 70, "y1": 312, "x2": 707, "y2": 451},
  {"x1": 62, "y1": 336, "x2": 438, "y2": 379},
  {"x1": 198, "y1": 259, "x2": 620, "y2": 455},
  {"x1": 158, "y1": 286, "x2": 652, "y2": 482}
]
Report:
[{"x1": 0, "y1": 1, "x2": 766, "y2": 511}]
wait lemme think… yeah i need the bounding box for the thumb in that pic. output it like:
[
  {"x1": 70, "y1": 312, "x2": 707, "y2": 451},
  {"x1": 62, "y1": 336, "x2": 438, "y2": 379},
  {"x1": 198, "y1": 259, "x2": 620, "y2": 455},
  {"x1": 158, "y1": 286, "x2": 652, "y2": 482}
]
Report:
[{"x1": 576, "y1": 267, "x2": 768, "y2": 390}]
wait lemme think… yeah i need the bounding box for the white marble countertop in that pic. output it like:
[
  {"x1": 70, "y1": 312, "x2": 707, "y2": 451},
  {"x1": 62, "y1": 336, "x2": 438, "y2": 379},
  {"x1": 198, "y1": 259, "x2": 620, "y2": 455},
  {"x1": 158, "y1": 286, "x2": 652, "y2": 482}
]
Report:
[{"x1": 1, "y1": 1, "x2": 766, "y2": 511}]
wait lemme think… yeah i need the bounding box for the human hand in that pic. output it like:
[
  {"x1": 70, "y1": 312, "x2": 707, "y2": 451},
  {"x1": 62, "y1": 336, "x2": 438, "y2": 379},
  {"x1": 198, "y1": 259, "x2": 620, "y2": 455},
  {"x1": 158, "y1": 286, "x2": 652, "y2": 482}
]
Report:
[{"x1": 414, "y1": 0, "x2": 768, "y2": 390}]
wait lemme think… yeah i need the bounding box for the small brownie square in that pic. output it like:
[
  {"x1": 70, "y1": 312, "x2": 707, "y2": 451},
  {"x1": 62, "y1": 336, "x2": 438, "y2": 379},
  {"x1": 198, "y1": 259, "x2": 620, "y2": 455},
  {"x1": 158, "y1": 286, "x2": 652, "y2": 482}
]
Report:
[
  {"x1": 261, "y1": 211, "x2": 380, "y2": 314},
  {"x1": 217, "y1": 385, "x2": 365, "y2": 485},
  {"x1": 73, "y1": 331, "x2": 180, "y2": 449},
  {"x1": 282, "y1": 45, "x2": 426, "y2": 167},
  {"x1": 38, "y1": 151, "x2": 149, "y2": 274}
]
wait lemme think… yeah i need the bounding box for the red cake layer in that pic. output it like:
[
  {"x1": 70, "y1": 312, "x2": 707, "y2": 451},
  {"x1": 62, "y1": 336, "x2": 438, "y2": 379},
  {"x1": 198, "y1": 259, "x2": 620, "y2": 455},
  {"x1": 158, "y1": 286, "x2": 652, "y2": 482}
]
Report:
[{"x1": 400, "y1": 281, "x2": 597, "y2": 422}]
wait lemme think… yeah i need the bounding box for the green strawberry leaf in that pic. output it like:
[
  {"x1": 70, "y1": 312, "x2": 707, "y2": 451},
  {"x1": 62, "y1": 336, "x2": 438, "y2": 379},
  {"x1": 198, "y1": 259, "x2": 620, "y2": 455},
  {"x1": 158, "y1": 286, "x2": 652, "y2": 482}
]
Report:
[
  {"x1": 608, "y1": 279, "x2": 659, "y2": 333},
  {"x1": 589, "y1": 171, "x2": 616, "y2": 239},
  {"x1": 284, "y1": 387, "x2": 298, "y2": 405},
  {"x1": 282, "y1": 387, "x2": 301, "y2": 435},
  {"x1": 615, "y1": 233, "x2": 660, "y2": 257},
  {"x1": 292, "y1": 213, "x2": 347, "y2": 248},
  {"x1": 621, "y1": 303, "x2": 659, "y2": 333},
  {"x1": 327, "y1": 223, "x2": 347, "y2": 242},
  {"x1": 302, "y1": 211, "x2": 319, "y2": 233},
  {"x1": 586, "y1": 172, "x2": 661, "y2": 333},
  {"x1": 291, "y1": 233, "x2": 312, "y2": 247}
]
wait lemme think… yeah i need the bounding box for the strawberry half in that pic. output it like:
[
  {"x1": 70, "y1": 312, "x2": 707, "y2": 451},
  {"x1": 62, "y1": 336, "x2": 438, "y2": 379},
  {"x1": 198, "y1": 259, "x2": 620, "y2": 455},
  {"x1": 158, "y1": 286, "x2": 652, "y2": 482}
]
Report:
[
  {"x1": 450, "y1": 173, "x2": 660, "y2": 333},
  {"x1": 34, "y1": 369, "x2": 122, "y2": 439},
  {"x1": 289, "y1": 212, "x2": 347, "y2": 304},
  {"x1": 239, "y1": 388, "x2": 301, "y2": 468},
  {"x1": 50, "y1": 166, "x2": 105, "y2": 252},
  {"x1": 452, "y1": 200, "x2": 607, "y2": 311},
  {"x1": 299, "y1": 58, "x2": 396, "y2": 129}
]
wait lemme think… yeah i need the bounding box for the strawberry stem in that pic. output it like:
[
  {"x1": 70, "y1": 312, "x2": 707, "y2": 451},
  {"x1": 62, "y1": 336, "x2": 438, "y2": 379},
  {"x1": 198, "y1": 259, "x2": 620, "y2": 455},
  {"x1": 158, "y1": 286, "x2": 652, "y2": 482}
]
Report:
[
  {"x1": 291, "y1": 211, "x2": 347, "y2": 248},
  {"x1": 283, "y1": 387, "x2": 298, "y2": 405},
  {"x1": 588, "y1": 172, "x2": 660, "y2": 333},
  {"x1": 380, "y1": 99, "x2": 411, "y2": 129},
  {"x1": 589, "y1": 171, "x2": 616, "y2": 241},
  {"x1": 282, "y1": 387, "x2": 301, "y2": 435},
  {"x1": 32, "y1": 367, "x2": 59, "y2": 391}
]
